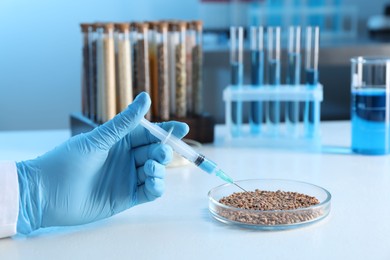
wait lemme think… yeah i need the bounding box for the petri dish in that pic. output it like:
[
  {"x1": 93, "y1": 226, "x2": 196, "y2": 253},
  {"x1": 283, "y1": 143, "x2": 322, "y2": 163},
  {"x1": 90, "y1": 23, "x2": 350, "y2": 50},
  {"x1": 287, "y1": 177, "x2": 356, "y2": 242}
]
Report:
[{"x1": 208, "y1": 179, "x2": 331, "y2": 230}]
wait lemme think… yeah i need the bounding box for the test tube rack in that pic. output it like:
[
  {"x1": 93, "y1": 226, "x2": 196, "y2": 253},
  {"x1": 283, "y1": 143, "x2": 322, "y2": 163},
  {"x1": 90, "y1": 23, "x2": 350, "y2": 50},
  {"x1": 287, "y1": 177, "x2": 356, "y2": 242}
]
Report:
[{"x1": 221, "y1": 83, "x2": 323, "y2": 150}]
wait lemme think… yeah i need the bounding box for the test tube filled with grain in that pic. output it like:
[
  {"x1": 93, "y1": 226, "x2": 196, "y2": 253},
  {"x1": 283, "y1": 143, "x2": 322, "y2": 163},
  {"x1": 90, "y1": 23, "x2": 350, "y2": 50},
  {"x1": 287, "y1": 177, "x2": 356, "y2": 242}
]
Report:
[
  {"x1": 90, "y1": 23, "x2": 99, "y2": 123},
  {"x1": 80, "y1": 23, "x2": 91, "y2": 119},
  {"x1": 147, "y1": 21, "x2": 159, "y2": 119},
  {"x1": 136, "y1": 22, "x2": 151, "y2": 119},
  {"x1": 191, "y1": 21, "x2": 203, "y2": 116},
  {"x1": 156, "y1": 22, "x2": 170, "y2": 120},
  {"x1": 115, "y1": 23, "x2": 133, "y2": 113},
  {"x1": 103, "y1": 23, "x2": 117, "y2": 122},
  {"x1": 175, "y1": 22, "x2": 187, "y2": 118},
  {"x1": 95, "y1": 23, "x2": 105, "y2": 124},
  {"x1": 168, "y1": 21, "x2": 179, "y2": 116},
  {"x1": 130, "y1": 22, "x2": 139, "y2": 100},
  {"x1": 185, "y1": 22, "x2": 195, "y2": 115}
]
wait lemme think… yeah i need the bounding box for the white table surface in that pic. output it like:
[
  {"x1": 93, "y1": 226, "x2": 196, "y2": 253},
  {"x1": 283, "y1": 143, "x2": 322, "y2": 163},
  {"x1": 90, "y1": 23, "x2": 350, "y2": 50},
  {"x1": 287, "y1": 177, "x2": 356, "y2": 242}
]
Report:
[{"x1": 1, "y1": 122, "x2": 390, "y2": 260}]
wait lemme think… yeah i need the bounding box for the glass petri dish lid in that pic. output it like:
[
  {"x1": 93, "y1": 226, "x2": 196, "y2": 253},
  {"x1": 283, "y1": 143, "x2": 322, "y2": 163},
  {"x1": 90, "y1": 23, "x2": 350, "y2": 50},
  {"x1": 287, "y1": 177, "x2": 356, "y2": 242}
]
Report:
[{"x1": 208, "y1": 179, "x2": 331, "y2": 230}]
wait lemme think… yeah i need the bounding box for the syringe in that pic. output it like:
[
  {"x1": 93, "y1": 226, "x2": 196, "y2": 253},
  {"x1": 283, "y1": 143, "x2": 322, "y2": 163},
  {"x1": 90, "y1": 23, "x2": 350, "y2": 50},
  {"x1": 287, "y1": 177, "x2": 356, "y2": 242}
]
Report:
[{"x1": 139, "y1": 118, "x2": 247, "y2": 192}]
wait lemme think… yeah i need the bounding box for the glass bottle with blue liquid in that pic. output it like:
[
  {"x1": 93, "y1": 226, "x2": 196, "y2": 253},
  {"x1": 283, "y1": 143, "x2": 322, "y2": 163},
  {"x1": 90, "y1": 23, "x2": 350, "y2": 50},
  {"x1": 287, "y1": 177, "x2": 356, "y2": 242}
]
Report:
[{"x1": 351, "y1": 57, "x2": 390, "y2": 155}]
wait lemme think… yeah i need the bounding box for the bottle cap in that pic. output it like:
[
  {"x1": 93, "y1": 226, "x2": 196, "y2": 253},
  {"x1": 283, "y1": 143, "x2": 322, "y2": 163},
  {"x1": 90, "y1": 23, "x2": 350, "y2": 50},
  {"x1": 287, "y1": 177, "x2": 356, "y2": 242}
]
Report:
[
  {"x1": 156, "y1": 22, "x2": 168, "y2": 34},
  {"x1": 146, "y1": 21, "x2": 158, "y2": 29},
  {"x1": 192, "y1": 20, "x2": 203, "y2": 31},
  {"x1": 137, "y1": 22, "x2": 149, "y2": 32},
  {"x1": 115, "y1": 23, "x2": 130, "y2": 32},
  {"x1": 130, "y1": 22, "x2": 139, "y2": 31},
  {"x1": 168, "y1": 21, "x2": 178, "y2": 31},
  {"x1": 91, "y1": 22, "x2": 103, "y2": 31},
  {"x1": 80, "y1": 23, "x2": 90, "y2": 33},
  {"x1": 177, "y1": 21, "x2": 187, "y2": 29},
  {"x1": 103, "y1": 23, "x2": 115, "y2": 32}
]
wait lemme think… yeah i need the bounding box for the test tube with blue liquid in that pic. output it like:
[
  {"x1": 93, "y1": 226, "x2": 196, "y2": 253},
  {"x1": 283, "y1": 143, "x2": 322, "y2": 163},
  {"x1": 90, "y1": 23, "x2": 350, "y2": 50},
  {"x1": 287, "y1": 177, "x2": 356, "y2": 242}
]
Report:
[
  {"x1": 250, "y1": 26, "x2": 264, "y2": 134},
  {"x1": 286, "y1": 26, "x2": 301, "y2": 136},
  {"x1": 351, "y1": 57, "x2": 390, "y2": 155},
  {"x1": 304, "y1": 26, "x2": 320, "y2": 137},
  {"x1": 266, "y1": 26, "x2": 281, "y2": 134},
  {"x1": 230, "y1": 27, "x2": 244, "y2": 137}
]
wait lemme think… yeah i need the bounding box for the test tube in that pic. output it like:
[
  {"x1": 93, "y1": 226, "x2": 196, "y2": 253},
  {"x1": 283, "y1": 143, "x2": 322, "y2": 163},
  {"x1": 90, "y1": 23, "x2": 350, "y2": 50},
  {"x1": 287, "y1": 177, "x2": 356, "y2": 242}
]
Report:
[
  {"x1": 80, "y1": 23, "x2": 91, "y2": 119},
  {"x1": 95, "y1": 23, "x2": 105, "y2": 124},
  {"x1": 304, "y1": 26, "x2": 320, "y2": 137},
  {"x1": 90, "y1": 23, "x2": 98, "y2": 123},
  {"x1": 148, "y1": 22, "x2": 159, "y2": 119},
  {"x1": 115, "y1": 23, "x2": 133, "y2": 113},
  {"x1": 103, "y1": 23, "x2": 117, "y2": 122},
  {"x1": 266, "y1": 26, "x2": 281, "y2": 134},
  {"x1": 168, "y1": 22, "x2": 178, "y2": 116},
  {"x1": 286, "y1": 26, "x2": 301, "y2": 136},
  {"x1": 136, "y1": 23, "x2": 151, "y2": 119},
  {"x1": 130, "y1": 22, "x2": 139, "y2": 99},
  {"x1": 230, "y1": 26, "x2": 244, "y2": 136},
  {"x1": 186, "y1": 22, "x2": 195, "y2": 115},
  {"x1": 192, "y1": 21, "x2": 203, "y2": 116},
  {"x1": 156, "y1": 22, "x2": 170, "y2": 121},
  {"x1": 175, "y1": 22, "x2": 187, "y2": 118},
  {"x1": 249, "y1": 26, "x2": 264, "y2": 134}
]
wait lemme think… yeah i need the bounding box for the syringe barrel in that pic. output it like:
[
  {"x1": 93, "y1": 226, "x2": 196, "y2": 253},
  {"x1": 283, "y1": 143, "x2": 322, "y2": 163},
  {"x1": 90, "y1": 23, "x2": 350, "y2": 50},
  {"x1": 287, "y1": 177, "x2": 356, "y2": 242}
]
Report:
[
  {"x1": 140, "y1": 119, "x2": 199, "y2": 163},
  {"x1": 164, "y1": 134, "x2": 199, "y2": 163}
]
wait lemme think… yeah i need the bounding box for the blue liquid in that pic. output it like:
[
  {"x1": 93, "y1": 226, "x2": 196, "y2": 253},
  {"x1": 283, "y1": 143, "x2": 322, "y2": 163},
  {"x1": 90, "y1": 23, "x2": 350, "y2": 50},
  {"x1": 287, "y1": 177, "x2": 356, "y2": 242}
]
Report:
[
  {"x1": 306, "y1": 68, "x2": 318, "y2": 85},
  {"x1": 268, "y1": 59, "x2": 280, "y2": 86},
  {"x1": 267, "y1": 59, "x2": 280, "y2": 130},
  {"x1": 231, "y1": 62, "x2": 243, "y2": 136},
  {"x1": 199, "y1": 157, "x2": 217, "y2": 173},
  {"x1": 304, "y1": 69, "x2": 320, "y2": 137},
  {"x1": 251, "y1": 50, "x2": 264, "y2": 86},
  {"x1": 287, "y1": 53, "x2": 301, "y2": 85},
  {"x1": 250, "y1": 50, "x2": 264, "y2": 133},
  {"x1": 231, "y1": 62, "x2": 243, "y2": 86},
  {"x1": 351, "y1": 89, "x2": 390, "y2": 154},
  {"x1": 199, "y1": 157, "x2": 233, "y2": 183},
  {"x1": 286, "y1": 53, "x2": 301, "y2": 127}
]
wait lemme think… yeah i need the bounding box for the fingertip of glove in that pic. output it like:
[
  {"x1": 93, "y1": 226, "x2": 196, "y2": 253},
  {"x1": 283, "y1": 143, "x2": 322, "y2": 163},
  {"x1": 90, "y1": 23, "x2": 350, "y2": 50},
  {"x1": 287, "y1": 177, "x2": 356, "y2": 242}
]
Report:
[
  {"x1": 152, "y1": 144, "x2": 173, "y2": 165},
  {"x1": 145, "y1": 159, "x2": 166, "y2": 179},
  {"x1": 132, "y1": 92, "x2": 151, "y2": 109},
  {"x1": 145, "y1": 178, "x2": 165, "y2": 198},
  {"x1": 180, "y1": 122, "x2": 190, "y2": 136}
]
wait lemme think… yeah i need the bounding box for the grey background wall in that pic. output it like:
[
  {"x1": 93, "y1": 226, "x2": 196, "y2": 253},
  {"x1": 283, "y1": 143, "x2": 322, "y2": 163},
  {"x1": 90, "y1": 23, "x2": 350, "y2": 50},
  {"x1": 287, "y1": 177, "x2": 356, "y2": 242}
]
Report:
[{"x1": 0, "y1": 0, "x2": 387, "y2": 130}]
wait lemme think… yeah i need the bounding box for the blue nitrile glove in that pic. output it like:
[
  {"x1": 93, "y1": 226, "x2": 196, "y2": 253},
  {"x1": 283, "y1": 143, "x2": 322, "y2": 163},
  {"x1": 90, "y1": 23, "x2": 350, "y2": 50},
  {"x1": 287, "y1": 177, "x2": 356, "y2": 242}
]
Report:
[{"x1": 16, "y1": 92, "x2": 189, "y2": 234}]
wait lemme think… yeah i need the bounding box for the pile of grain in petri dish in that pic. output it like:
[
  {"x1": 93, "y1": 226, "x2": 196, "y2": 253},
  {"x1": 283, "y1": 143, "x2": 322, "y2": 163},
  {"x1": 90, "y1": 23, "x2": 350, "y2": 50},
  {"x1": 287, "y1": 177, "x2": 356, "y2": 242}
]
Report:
[{"x1": 218, "y1": 189, "x2": 321, "y2": 226}]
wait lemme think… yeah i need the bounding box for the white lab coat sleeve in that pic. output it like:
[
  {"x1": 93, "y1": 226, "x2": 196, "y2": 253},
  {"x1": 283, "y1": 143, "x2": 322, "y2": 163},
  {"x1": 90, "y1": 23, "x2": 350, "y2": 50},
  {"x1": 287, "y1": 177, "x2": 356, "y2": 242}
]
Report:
[{"x1": 0, "y1": 161, "x2": 19, "y2": 238}]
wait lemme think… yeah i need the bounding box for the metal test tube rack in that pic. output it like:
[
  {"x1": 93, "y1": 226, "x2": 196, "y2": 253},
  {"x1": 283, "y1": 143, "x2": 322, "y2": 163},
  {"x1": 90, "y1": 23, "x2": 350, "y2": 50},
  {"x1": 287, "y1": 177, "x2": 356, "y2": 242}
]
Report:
[{"x1": 223, "y1": 84, "x2": 323, "y2": 149}]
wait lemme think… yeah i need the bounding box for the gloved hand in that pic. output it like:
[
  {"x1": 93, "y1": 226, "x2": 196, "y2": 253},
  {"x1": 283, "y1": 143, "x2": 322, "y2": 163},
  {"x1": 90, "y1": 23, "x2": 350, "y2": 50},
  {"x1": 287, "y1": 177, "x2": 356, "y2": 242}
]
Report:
[{"x1": 16, "y1": 92, "x2": 188, "y2": 234}]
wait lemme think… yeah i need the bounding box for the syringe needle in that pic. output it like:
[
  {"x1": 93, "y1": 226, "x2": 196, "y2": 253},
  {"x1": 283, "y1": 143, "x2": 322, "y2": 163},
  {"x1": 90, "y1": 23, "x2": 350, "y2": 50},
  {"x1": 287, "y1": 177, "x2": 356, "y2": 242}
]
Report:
[
  {"x1": 232, "y1": 182, "x2": 248, "y2": 192},
  {"x1": 215, "y1": 169, "x2": 248, "y2": 192}
]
